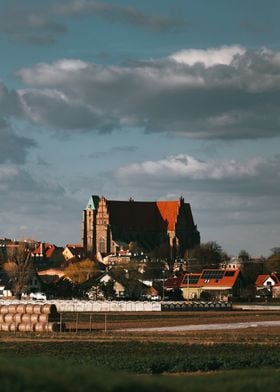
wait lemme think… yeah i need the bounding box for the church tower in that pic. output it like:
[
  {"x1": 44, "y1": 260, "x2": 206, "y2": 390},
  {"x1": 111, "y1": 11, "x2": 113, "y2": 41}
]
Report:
[{"x1": 82, "y1": 195, "x2": 99, "y2": 256}]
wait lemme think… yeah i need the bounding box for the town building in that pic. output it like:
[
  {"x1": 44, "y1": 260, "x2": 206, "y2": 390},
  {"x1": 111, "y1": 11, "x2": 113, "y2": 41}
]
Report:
[{"x1": 82, "y1": 195, "x2": 200, "y2": 259}]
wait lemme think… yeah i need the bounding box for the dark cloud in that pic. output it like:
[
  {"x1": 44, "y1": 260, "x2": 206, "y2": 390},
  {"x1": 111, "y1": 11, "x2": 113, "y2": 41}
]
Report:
[
  {"x1": 0, "y1": 163, "x2": 81, "y2": 244},
  {"x1": 53, "y1": 0, "x2": 186, "y2": 31},
  {"x1": 17, "y1": 47, "x2": 280, "y2": 139},
  {"x1": 0, "y1": 124, "x2": 36, "y2": 164},
  {"x1": 0, "y1": 83, "x2": 36, "y2": 163},
  {"x1": 0, "y1": 3, "x2": 66, "y2": 45},
  {"x1": 0, "y1": 0, "x2": 185, "y2": 45}
]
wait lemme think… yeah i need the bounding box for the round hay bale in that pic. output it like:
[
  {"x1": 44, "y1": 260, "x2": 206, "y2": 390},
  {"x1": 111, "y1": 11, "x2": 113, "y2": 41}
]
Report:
[
  {"x1": 1, "y1": 323, "x2": 12, "y2": 332},
  {"x1": 30, "y1": 314, "x2": 39, "y2": 323},
  {"x1": 4, "y1": 313, "x2": 14, "y2": 323},
  {"x1": 44, "y1": 322, "x2": 60, "y2": 332},
  {"x1": 8, "y1": 304, "x2": 18, "y2": 313},
  {"x1": 0, "y1": 306, "x2": 9, "y2": 314},
  {"x1": 33, "y1": 304, "x2": 42, "y2": 314},
  {"x1": 18, "y1": 323, "x2": 32, "y2": 332},
  {"x1": 38, "y1": 314, "x2": 48, "y2": 323},
  {"x1": 41, "y1": 304, "x2": 57, "y2": 314},
  {"x1": 9, "y1": 323, "x2": 17, "y2": 332},
  {"x1": 25, "y1": 304, "x2": 34, "y2": 314},
  {"x1": 14, "y1": 313, "x2": 23, "y2": 323},
  {"x1": 22, "y1": 314, "x2": 31, "y2": 323},
  {"x1": 0, "y1": 314, "x2": 5, "y2": 323},
  {"x1": 16, "y1": 304, "x2": 27, "y2": 314},
  {"x1": 34, "y1": 323, "x2": 45, "y2": 332}
]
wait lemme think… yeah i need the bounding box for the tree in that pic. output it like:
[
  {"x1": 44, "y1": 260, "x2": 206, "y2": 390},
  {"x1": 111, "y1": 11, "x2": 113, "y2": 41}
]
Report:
[
  {"x1": 238, "y1": 250, "x2": 250, "y2": 262},
  {"x1": 64, "y1": 259, "x2": 98, "y2": 284},
  {"x1": 3, "y1": 244, "x2": 34, "y2": 299},
  {"x1": 187, "y1": 241, "x2": 224, "y2": 271},
  {"x1": 266, "y1": 248, "x2": 280, "y2": 273}
]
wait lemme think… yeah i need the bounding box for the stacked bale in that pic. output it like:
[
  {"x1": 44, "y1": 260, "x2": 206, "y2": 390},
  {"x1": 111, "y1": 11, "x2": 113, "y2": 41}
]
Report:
[{"x1": 0, "y1": 303, "x2": 64, "y2": 332}]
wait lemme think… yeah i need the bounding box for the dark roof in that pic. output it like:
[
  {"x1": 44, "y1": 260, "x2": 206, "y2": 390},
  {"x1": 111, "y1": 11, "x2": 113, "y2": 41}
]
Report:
[{"x1": 106, "y1": 199, "x2": 194, "y2": 232}]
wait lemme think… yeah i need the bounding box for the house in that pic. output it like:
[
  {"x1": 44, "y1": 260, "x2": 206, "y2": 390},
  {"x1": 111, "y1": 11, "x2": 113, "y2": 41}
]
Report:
[
  {"x1": 0, "y1": 270, "x2": 42, "y2": 298},
  {"x1": 63, "y1": 244, "x2": 84, "y2": 262},
  {"x1": 255, "y1": 273, "x2": 280, "y2": 297},
  {"x1": 32, "y1": 243, "x2": 65, "y2": 269},
  {"x1": 165, "y1": 269, "x2": 242, "y2": 301},
  {"x1": 0, "y1": 273, "x2": 13, "y2": 298},
  {"x1": 98, "y1": 272, "x2": 126, "y2": 297}
]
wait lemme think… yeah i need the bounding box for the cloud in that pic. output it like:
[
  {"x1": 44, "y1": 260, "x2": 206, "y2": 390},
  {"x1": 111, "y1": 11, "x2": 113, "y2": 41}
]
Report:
[
  {"x1": 53, "y1": 0, "x2": 185, "y2": 31},
  {"x1": 0, "y1": 3, "x2": 66, "y2": 45},
  {"x1": 0, "y1": 1, "x2": 184, "y2": 45},
  {"x1": 0, "y1": 83, "x2": 36, "y2": 163},
  {"x1": 0, "y1": 163, "x2": 81, "y2": 243},
  {"x1": 116, "y1": 154, "x2": 280, "y2": 196},
  {"x1": 15, "y1": 46, "x2": 280, "y2": 139},
  {"x1": 113, "y1": 154, "x2": 280, "y2": 251},
  {"x1": 169, "y1": 45, "x2": 245, "y2": 67},
  {"x1": 89, "y1": 145, "x2": 138, "y2": 159}
]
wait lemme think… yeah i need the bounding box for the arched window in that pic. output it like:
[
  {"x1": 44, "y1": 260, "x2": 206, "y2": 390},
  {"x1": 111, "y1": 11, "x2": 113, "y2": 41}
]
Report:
[{"x1": 99, "y1": 238, "x2": 106, "y2": 254}]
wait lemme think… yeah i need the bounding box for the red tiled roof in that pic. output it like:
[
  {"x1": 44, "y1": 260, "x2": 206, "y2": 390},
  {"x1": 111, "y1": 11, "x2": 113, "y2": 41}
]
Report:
[
  {"x1": 198, "y1": 269, "x2": 240, "y2": 288},
  {"x1": 179, "y1": 269, "x2": 240, "y2": 289},
  {"x1": 33, "y1": 243, "x2": 55, "y2": 258},
  {"x1": 156, "y1": 201, "x2": 179, "y2": 231},
  {"x1": 164, "y1": 275, "x2": 184, "y2": 289},
  {"x1": 66, "y1": 244, "x2": 83, "y2": 248},
  {"x1": 255, "y1": 275, "x2": 270, "y2": 287},
  {"x1": 255, "y1": 274, "x2": 279, "y2": 287}
]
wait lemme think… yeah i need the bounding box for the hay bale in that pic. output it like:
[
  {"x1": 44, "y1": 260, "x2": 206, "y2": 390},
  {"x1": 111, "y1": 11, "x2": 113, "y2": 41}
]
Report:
[
  {"x1": 16, "y1": 304, "x2": 27, "y2": 314},
  {"x1": 38, "y1": 314, "x2": 48, "y2": 323},
  {"x1": 8, "y1": 304, "x2": 17, "y2": 313},
  {"x1": 22, "y1": 314, "x2": 31, "y2": 323},
  {"x1": 0, "y1": 306, "x2": 9, "y2": 314},
  {"x1": 14, "y1": 313, "x2": 23, "y2": 323},
  {"x1": 18, "y1": 323, "x2": 32, "y2": 332},
  {"x1": 30, "y1": 314, "x2": 39, "y2": 323},
  {"x1": 33, "y1": 304, "x2": 42, "y2": 314},
  {"x1": 25, "y1": 304, "x2": 34, "y2": 314},
  {"x1": 4, "y1": 314, "x2": 14, "y2": 323},
  {"x1": 34, "y1": 323, "x2": 45, "y2": 332},
  {"x1": 41, "y1": 304, "x2": 57, "y2": 314},
  {"x1": 44, "y1": 322, "x2": 61, "y2": 332},
  {"x1": 1, "y1": 323, "x2": 13, "y2": 332}
]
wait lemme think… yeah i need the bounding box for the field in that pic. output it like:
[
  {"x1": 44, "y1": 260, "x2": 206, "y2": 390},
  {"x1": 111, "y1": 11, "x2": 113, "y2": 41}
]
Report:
[{"x1": 1, "y1": 310, "x2": 280, "y2": 390}]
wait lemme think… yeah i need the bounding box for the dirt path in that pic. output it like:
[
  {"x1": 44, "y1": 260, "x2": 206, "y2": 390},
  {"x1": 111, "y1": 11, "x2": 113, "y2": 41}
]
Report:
[{"x1": 122, "y1": 320, "x2": 280, "y2": 332}]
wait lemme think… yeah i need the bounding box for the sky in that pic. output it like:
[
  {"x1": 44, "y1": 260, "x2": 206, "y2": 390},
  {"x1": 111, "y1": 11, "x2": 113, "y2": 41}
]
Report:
[{"x1": 0, "y1": 0, "x2": 280, "y2": 257}]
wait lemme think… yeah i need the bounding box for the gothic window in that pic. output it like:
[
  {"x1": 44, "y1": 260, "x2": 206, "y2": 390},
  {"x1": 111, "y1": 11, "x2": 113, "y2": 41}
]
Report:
[{"x1": 99, "y1": 238, "x2": 106, "y2": 253}]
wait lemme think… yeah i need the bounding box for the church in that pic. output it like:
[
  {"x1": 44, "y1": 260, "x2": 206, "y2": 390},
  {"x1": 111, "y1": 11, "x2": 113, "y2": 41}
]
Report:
[{"x1": 82, "y1": 195, "x2": 200, "y2": 259}]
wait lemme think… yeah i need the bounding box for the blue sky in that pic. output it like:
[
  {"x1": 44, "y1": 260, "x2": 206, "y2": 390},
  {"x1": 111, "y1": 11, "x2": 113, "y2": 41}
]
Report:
[{"x1": 0, "y1": 0, "x2": 280, "y2": 256}]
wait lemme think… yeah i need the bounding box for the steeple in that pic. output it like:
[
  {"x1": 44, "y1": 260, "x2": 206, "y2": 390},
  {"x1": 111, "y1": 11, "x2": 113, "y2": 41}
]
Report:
[{"x1": 85, "y1": 195, "x2": 99, "y2": 210}]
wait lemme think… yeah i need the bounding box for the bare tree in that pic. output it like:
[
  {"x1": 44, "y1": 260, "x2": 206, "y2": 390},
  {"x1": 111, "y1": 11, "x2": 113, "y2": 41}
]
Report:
[{"x1": 3, "y1": 244, "x2": 34, "y2": 299}]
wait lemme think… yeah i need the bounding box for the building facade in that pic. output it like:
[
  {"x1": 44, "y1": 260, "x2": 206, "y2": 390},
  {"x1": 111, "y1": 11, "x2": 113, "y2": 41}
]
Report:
[{"x1": 82, "y1": 195, "x2": 200, "y2": 259}]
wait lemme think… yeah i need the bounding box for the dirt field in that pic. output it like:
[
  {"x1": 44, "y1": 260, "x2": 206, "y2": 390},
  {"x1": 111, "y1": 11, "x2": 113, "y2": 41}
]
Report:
[
  {"x1": 61, "y1": 310, "x2": 280, "y2": 331},
  {"x1": 1, "y1": 310, "x2": 280, "y2": 344}
]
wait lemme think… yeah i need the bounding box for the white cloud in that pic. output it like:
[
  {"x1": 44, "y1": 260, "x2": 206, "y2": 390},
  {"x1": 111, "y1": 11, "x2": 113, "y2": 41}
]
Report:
[
  {"x1": 116, "y1": 154, "x2": 280, "y2": 194},
  {"x1": 170, "y1": 45, "x2": 245, "y2": 67},
  {"x1": 15, "y1": 47, "x2": 280, "y2": 139}
]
